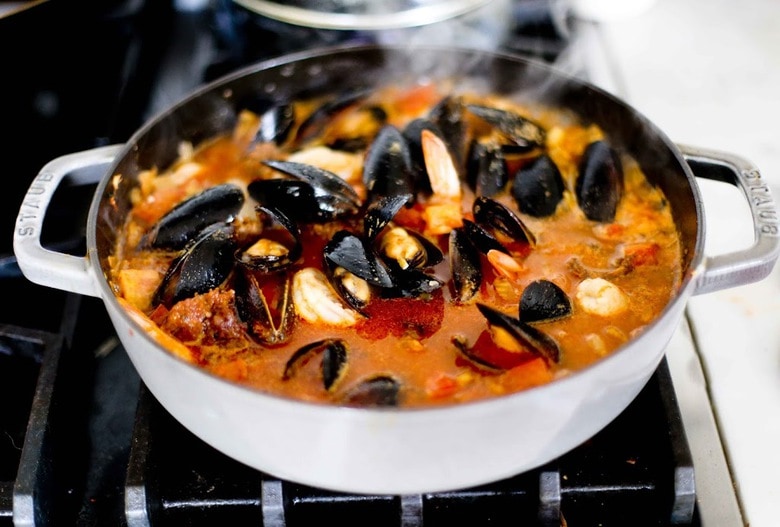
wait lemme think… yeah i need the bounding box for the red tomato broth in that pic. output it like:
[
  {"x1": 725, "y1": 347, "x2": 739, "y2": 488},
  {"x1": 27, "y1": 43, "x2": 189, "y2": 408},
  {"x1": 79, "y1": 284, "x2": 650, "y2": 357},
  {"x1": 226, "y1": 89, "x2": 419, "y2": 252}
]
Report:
[{"x1": 110, "y1": 82, "x2": 683, "y2": 407}]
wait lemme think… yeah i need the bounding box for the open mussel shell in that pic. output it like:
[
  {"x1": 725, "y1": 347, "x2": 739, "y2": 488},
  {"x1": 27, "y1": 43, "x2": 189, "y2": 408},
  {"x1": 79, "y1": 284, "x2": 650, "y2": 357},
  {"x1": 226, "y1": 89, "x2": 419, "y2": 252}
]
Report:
[
  {"x1": 472, "y1": 196, "x2": 536, "y2": 247},
  {"x1": 576, "y1": 140, "x2": 624, "y2": 222},
  {"x1": 263, "y1": 159, "x2": 360, "y2": 205},
  {"x1": 153, "y1": 223, "x2": 238, "y2": 308},
  {"x1": 362, "y1": 124, "x2": 415, "y2": 206},
  {"x1": 382, "y1": 267, "x2": 444, "y2": 299},
  {"x1": 292, "y1": 86, "x2": 372, "y2": 147},
  {"x1": 476, "y1": 303, "x2": 561, "y2": 364},
  {"x1": 323, "y1": 230, "x2": 394, "y2": 289},
  {"x1": 466, "y1": 140, "x2": 508, "y2": 198},
  {"x1": 428, "y1": 95, "x2": 468, "y2": 167},
  {"x1": 402, "y1": 118, "x2": 440, "y2": 194},
  {"x1": 342, "y1": 375, "x2": 401, "y2": 407},
  {"x1": 511, "y1": 154, "x2": 565, "y2": 218},
  {"x1": 283, "y1": 338, "x2": 348, "y2": 391},
  {"x1": 236, "y1": 206, "x2": 302, "y2": 273},
  {"x1": 451, "y1": 335, "x2": 503, "y2": 371},
  {"x1": 448, "y1": 227, "x2": 482, "y2": 303},
  {"x1": 461, "y1": 219, "x2": 510, "y2": 256},
  {"x1": 236, "y1": 93, "x2": 295, "y2": 146},
  {"x1": 140, "y1": 183, "x2": 245, "y2": 251},
  {"x1": 378, "y1": 226, "x2": 444, "y2": 271},
  {"x1": 234, "y1": 268, "x2": 295, "y2": 346},
  {"x1": 363, "y1": 194, "x2": 411, "y2": 241},
  {"x1": 465, "y1": 104, "x2": 546, "y2": 152},
  {"x1": 519, "y1": 279, "x2": 572, "y2": 323},
  {"x1": 247, "y1": 177, "x2": 358, "y2": 224}
]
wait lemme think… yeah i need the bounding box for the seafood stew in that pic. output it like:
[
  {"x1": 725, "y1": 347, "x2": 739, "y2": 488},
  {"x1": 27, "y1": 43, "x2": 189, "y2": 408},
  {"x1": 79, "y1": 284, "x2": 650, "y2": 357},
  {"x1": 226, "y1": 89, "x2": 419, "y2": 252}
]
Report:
[{"x1": 109, "y1": 81, "x2": 683, "y2": 408}]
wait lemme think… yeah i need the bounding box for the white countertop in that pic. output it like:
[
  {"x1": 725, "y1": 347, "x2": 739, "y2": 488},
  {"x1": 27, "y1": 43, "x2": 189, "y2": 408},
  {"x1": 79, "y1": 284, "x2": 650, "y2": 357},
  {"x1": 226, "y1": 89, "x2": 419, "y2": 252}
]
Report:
[{"x1": 582, "y1": 1, "x2": 780, "y2": 525}]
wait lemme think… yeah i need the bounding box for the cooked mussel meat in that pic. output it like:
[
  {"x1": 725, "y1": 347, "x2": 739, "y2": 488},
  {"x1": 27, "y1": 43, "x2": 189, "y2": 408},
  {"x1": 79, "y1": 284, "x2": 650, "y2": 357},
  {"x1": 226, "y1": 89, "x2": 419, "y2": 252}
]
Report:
[
  {"x1": 236, "y1": 206, "x2": 301, "y2": 273},
  {"x1": 379, "y1": 226, "x2": 443, "y2": 271},
  {"x1": 511, "y1": 154, "x2": 564, "y2": 218},
  {"x1": 576, "y1": 140, "x2": 624, "y2": 222},
  {"x1": 140, "y1": 183, "x2": 245, "y2": 251}
]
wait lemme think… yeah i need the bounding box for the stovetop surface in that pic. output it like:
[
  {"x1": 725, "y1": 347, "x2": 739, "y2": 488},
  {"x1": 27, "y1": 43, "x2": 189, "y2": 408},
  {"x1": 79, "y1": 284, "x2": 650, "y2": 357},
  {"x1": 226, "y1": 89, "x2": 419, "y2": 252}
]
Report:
[{"x1": 0, "y1": 1, "x2": 737, "y2": 525}]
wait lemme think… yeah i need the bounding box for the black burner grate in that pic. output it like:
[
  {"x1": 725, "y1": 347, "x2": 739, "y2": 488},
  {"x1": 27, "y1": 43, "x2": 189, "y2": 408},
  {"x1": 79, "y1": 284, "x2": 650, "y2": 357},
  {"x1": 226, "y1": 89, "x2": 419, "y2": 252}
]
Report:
[{"x1": 124, "y1": 359, "x2": 699, "y2": 526}]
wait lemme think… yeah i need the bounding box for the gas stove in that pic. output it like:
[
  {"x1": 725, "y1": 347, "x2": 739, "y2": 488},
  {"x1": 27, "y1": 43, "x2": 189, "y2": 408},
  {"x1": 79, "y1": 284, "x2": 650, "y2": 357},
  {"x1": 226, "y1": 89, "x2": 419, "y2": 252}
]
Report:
[{"x1": 0, "y1": 1, "x2": 747, "y2": 525}]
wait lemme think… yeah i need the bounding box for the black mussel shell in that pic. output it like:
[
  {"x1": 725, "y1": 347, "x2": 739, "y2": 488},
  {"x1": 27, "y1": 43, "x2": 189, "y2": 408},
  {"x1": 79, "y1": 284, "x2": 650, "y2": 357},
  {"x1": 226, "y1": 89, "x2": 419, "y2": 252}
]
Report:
[
  {"x1": 257, "y1": 103, "x2": 295, "y2": 146},
  {"x1": 363, "y1": 193, "x2": 412, "y2": 241},
  {"x1": 451, "y1": 335, "x2": 503, "y2": 371},
  {"x1": 576, "y1": 140, "x2": 624, "y2": 222},
  {"x1": 512, "y1": 154, "x2": 564, "y2": 218},
  {"x1": 382, "y1": 267, "x2": 444, "y2": 299},
  {"x1": 402, "y1": 118, "x2": 440, "y2": 194},
  {"x1": 448, "y1": 227, "x2": 482, "y2": 303},
  {"x1": 234, "y1": 268, "x2": 295, "y2": 346},
  {"x1": 362, "y1": 124, "x2": 415, "y2": 206},
  {"x1": 153, "y1": 223, "x2": 237, "y2": 308},
  {"x1": 379, "y1": 227, "x2": 444, "y2": 272},
  {"x1": 342, "y1": 375, "x2": 401, "y2": 407},
  {"x1": 519, "y1": 280, "x2": 572, "y2": 323},
  {"x1": 465, "y1": 104, "x2": 546, "y2": 152},
  {"x1": 263, "y1": 159, "x2": 360, "y2": 205},
  {"x1": 473, "y1": 196, "x2": 535, "y2": 246},
  {"x1": 237, "y1": 95, "x2": 295, "y2": 146},
  {"x1": 141, "y1": 183, "x2": 245, "y2": 251},
  {"x1": 247, "y1": 179, "x2": 319, "y2": 223},
  {"x1": 462, "y1": 219, "x2": 510, "y2": 256},
  {"x1": 283, "y1": 338, "x2": 348, "y2": 391},
  {"x1": 293, "y1": 87, "x2": 371, "y2": 146},
  {"x1": 466, "y1": 141, "x2": 508, "y2": 198},
  {"x1": 323, "y1": 263, "x2": 371, "y2": 315},
  {"x1": 323, "y1": 230, "x2": 394, "y2": 288},
  {"x1": 476, "y1": 303, "x2": 561, "y2": 364},
  {"x1": 247, "y1": 177, "x2": 357, "y2": 223},
  {"x1": 429, "y1": 95, "x2": 467, "y2": 167}
]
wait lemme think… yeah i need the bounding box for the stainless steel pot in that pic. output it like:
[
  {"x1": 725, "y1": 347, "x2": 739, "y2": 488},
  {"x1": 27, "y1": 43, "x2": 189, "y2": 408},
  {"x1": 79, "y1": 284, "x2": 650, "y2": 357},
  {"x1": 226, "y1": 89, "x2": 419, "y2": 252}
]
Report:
[{"x1": 13, "y1": 44, "x2": 779, "y2": 495}]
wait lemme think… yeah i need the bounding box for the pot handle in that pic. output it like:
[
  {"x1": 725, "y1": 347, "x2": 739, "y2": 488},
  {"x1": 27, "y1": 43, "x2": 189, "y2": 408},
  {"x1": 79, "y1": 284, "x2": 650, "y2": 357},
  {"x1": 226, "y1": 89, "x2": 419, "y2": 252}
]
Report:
[
  {"x1": 679, "y1": 144, "x2": 780, "y2": 295},
  {"x1": 13, "y1": 145, "x2": 124, "y2": 298}
]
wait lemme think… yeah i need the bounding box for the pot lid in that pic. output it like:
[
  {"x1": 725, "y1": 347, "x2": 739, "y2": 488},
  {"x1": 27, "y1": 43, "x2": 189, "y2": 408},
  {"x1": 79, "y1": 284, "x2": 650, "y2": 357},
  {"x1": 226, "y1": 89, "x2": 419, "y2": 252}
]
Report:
[{"x1": 231, "y1": 0, "x2": 496, "y2": 30}]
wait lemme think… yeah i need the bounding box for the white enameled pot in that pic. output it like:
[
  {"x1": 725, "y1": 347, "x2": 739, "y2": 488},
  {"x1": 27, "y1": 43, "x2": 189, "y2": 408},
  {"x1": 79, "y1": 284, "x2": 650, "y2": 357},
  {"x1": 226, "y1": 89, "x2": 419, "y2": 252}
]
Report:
[{"x1": 13, "y1": 45, "x2": 779, "y2": 495}]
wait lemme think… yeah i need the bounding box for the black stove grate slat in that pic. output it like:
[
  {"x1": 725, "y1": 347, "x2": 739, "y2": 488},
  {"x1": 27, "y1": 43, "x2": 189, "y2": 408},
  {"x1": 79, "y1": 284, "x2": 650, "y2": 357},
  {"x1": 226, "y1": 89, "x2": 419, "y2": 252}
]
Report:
[{"x1": 124, "y1": 358, "x2": 699, "y2": 526}]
